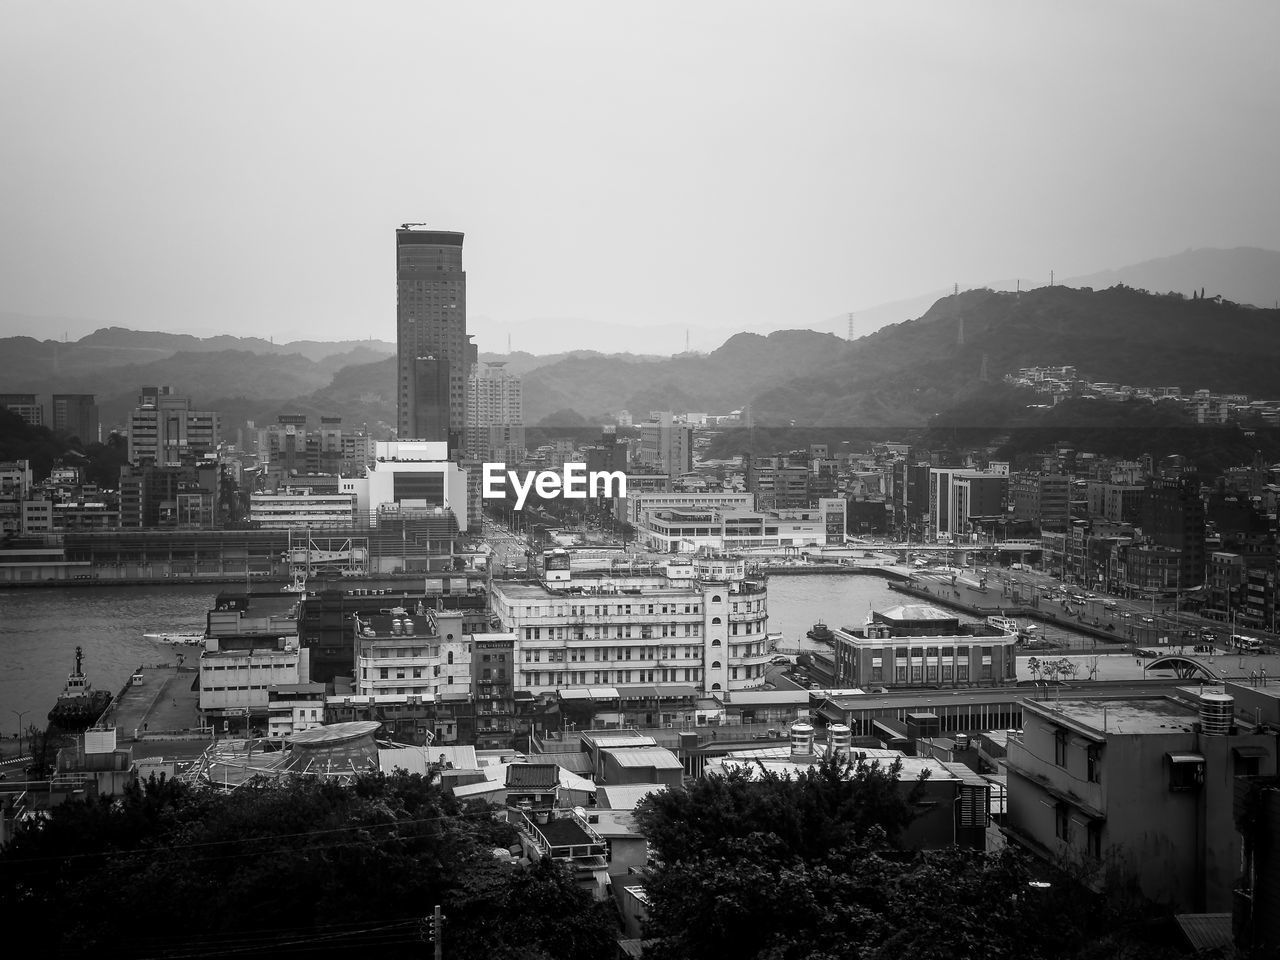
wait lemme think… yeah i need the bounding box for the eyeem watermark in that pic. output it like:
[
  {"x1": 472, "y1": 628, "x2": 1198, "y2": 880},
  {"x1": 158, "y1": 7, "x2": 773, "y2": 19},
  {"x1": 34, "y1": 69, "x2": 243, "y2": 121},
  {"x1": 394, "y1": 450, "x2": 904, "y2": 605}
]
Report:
[{"x1": 482, "y1": 462, "x2": 627, "y2": 510}]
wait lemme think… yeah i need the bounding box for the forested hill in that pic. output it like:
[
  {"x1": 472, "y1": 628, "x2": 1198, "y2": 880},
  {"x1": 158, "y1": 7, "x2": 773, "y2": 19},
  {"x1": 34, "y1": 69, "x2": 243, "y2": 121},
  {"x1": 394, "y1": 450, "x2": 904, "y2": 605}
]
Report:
[
  {"x1": 743, "y1": 284, "x2": 1280, "y2": 428},
  {"x1": 522, "y1": 329, "x2": 845, "y2": 423}
]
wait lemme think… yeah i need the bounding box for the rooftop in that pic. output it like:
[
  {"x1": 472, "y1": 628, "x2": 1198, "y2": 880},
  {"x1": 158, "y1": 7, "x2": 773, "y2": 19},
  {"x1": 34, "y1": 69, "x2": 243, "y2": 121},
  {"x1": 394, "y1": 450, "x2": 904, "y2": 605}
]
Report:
[
  {"x1": 878, "y1": 604, "x2": 957, "y2": 622},
  {"x1": 582, "y1": 731, "x2": 658, "y2": 751},
  {"x1": 537, "y1": 815, "x2": 599, "y2": 849},
  {"x1": 596, "y1": 783, "x2": 667, "y2": 810},
  {"x1": 603, "y1": 747, "x2": 683, "y2": 770},
  {"x1": 1028, "y1": 698, "x2": 1198, "y2": 736},
  {"x1": 506, "y1": 763, "x2": 561, "y2": 789}
]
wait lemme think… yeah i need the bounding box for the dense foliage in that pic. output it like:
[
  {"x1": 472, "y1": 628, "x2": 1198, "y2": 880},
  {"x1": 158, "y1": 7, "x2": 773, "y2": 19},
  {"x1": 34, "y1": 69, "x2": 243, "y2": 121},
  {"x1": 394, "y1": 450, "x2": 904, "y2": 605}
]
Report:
[
  {"x1": 633, "y1": 755, "x2": 1176, "y2": 960},
  {"x1": 0, "y1": 772, "x2": 616, "y2": 959}
]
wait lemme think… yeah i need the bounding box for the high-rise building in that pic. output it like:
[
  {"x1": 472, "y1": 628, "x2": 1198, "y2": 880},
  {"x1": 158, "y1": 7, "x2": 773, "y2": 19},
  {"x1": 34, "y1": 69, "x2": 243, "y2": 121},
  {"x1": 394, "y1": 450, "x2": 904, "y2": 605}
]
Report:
[
  {"x1": 0, "y1": 393, "x2": 44, "y2": 427},
  {"x1": 1141, "y1": 475, "x2": 1206, "y2": 588},
  {"x1": 51, "y1": 394, "x2": 99, "y2": 443},
  {"x1": 126, "y1": 386, "x2": 221, "y2": 466},
  {"x1": 639, "y1": 413, "x2": 694, "y2": 480},
  {"x1": 396, "y1": 227, "x2": 469, "y2": 450},
  {"x1": 465, "y1": 362, "x2": 524, "y2": 463}
]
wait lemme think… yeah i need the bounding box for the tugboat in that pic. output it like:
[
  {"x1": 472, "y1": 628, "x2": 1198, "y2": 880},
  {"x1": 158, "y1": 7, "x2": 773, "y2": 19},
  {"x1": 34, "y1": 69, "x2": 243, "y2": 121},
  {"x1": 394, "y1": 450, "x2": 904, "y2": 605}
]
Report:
[
  {"x1": 806, "y1": 621, "x2": 835, "y2": 643},
  {"x1": 47, "y1": 645, "x2": 113, "y2": 732}
]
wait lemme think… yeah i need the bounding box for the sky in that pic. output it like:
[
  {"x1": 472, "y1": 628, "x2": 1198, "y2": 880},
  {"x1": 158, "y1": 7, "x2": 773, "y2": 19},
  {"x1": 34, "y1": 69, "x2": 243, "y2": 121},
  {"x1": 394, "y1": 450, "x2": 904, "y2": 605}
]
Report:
[{"x1": 2, "y1": 1, "x2": 1279, "y2": 352}]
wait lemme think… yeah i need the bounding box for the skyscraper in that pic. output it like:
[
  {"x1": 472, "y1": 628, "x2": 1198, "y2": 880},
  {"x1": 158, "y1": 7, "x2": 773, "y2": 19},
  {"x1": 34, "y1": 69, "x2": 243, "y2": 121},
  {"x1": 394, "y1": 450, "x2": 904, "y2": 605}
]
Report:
[
  {"x1": 52, "y1": 394, "x2": 100, "y2": 443},
  {"x1": 396, "y1": 226, "x2": 469, "y2": 449},
  {"x1": 465, "y1": 362, "x2": 524, "y2": 463}
]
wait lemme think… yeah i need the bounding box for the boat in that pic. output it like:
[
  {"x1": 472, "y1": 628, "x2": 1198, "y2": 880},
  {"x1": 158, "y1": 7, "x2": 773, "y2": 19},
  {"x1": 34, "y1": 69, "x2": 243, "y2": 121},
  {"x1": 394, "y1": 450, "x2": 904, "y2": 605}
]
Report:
[
  {"x1": 987, "y1": 615, "x2": 1020, "y2": 636},
  {"x1": 143, "y1": 632, "x2": 205, "y2": 645},
  {"x1": 47, "y1": 645, "x2": 113, "y2": 732},
  {"x1": 806, "y1": 621, "x2": 835, "y2": 643}
]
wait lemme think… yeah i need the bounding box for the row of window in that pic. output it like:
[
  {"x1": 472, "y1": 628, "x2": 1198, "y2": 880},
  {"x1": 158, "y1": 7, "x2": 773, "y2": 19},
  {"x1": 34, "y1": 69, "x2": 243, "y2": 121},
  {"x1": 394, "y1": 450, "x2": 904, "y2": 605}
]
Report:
[
  {"x1": 513, "y1": 602, "x2": 705, "y2": 618},
  {"x1": 521, "y1": 668, "x2": 702, "y2": 686},
  {"x1": 526, "y1": 645, "x2": 706, "y2": 663}
]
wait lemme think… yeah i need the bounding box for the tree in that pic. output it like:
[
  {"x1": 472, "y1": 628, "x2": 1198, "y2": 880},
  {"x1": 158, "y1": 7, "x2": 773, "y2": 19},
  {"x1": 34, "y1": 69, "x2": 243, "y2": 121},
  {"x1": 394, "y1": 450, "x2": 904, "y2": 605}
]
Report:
[{"x1": 0, "y1": 772, "x2": 616, "y2": 959}]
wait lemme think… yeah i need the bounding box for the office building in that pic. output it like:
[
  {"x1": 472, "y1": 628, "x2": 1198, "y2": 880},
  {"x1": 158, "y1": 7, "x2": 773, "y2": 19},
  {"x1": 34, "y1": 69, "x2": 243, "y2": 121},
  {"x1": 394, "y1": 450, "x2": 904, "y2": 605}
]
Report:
[
  {"x1": 0, "y1": 393, "x2": 44, "y2": 427},
  {"x1": 395, "y1": 226, "x2": 470, "y2": 449},
  {"x1": 465, "y1": 362, "x2": 524, "y2": 463},
  {"x1": 1141, "y1": 475, "x2": 1206, "y2": 588},
  {"x1": 1010, "y1": 473, "x2": 1070, "y2": 529},
  {"x1": 51, "y1": 394, "x2": 99, "y2": 442},
  {"x1": 830, "y1": 604, "x2": 1019, "y2": 690},
  {"x1": 639, "y1": 413, "x2": 693, "y2": 479},
  {"x1": 491, "y1": 551, "x2": 771, "y2": 699},
  {"x1": 928, "y1": 467, "x2": 1007, "y2": 540},
  {"x1": 127, "y1": 386, "x2": 221, "y2": 466}
]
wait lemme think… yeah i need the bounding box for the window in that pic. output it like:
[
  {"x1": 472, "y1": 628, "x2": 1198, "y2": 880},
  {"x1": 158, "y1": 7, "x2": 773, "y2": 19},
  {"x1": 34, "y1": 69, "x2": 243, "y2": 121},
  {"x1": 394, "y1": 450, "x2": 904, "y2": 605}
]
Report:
[
  {"x1": 1168, "y1": 754, "x2": 1205, "y2": 792},
  {"x1": 1086, "y1": 745, "x2": 1101, "y2": 783},
  {"x1": 1055, "y1": 803, "x2": 1071, "y2": 843},
  {"x1": 1086, "y1": 821, "x2": 1102, "y2": 859},
  {"x1": 1054, "y1": 729, "x2": 1068, "y2": 767}
]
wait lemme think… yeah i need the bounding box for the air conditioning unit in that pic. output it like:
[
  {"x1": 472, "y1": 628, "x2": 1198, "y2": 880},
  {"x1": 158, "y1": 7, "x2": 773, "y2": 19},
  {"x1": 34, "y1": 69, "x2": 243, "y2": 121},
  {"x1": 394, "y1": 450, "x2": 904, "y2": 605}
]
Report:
[{"x1": 664, "y1": 722, "x2": 674, "y2": 728}]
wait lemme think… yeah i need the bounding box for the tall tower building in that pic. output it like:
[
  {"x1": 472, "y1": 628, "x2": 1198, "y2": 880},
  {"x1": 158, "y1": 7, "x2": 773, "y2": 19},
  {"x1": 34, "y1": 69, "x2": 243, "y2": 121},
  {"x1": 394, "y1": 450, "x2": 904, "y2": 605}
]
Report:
[
  {"x1": 52, "y1": 394, "x2": 100, "y2": 443},
  {"x1": 396, "y1": 226, "x2": 469, "y2": 450},
  {"x1": 465, "y1": 362, "x2": 524, "y2": 463}
]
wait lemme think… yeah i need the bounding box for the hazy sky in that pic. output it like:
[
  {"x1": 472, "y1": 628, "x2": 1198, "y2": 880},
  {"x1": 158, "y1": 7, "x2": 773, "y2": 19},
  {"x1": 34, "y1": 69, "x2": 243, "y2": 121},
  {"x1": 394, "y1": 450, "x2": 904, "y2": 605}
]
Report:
[{"x1": 3, "y1": 1, "x2": 1279, "y2": 349}]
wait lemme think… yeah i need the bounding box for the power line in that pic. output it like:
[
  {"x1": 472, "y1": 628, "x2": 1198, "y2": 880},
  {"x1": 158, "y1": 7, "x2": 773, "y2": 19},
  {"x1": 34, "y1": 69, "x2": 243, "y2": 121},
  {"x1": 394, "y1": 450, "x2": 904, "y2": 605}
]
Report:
[{"x1": 4, "y1": 804, "x2": 499, "y2": 865}]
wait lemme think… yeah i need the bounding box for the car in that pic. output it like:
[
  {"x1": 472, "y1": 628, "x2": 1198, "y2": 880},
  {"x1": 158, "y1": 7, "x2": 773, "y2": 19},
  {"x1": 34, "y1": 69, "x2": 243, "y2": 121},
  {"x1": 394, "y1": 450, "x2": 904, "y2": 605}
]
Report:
[
  {"x1": 1140, "y1": 616, "x2": 1155, "y2": 624},
  {"x1": 769, "y1": 655, "x2": 791, "y2": 664},
  {"x1": 1103, "y1": 600, "x2": 1118, "y2": 610},
  {"x1": 1119, "y1": 612, "x2": 1131, "y2": 619}
]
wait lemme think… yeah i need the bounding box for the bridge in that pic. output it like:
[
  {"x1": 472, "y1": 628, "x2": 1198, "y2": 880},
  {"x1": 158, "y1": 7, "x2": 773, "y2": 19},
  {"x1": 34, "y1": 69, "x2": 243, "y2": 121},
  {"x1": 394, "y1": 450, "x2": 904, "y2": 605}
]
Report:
[
  {"x1": 1143, "y1": 654, "x2": 1221, "y2": 681},
  {"x1": 821, "y1": 540, "x2": 1043, "y2": 554}
]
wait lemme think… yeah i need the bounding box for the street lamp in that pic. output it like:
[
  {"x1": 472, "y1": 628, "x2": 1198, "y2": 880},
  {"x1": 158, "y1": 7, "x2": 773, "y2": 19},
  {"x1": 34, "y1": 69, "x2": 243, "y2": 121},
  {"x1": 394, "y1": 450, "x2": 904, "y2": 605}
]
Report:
[{"x1": 11, "y1": 709, "x2": 28, "y2": 757}]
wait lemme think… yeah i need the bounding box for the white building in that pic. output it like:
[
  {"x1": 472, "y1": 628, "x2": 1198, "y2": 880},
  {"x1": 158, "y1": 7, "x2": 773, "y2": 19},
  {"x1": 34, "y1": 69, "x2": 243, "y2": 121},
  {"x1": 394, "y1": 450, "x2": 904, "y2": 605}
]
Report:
[
  {"x1": 638, "y1": 507, "x2": 825, "y2": 553},
  {"x1": 339, "y1": 440, "x2": 470, "y2": 532},
  {"x1": 352, "y1": 605, "x2": 473, "y2": 703},
  {"x1": 199, "y1": 599, "x2": 308, "y2": 731},
  {"x1": 249, "y1": 489, "x2": 357, "y2": 528},
  {"x1": 491, "y1": 552, "x2": 772, "y2": 697},
  {"x1": 625, "y1": 491, "x2": 754, "y2": 528}
]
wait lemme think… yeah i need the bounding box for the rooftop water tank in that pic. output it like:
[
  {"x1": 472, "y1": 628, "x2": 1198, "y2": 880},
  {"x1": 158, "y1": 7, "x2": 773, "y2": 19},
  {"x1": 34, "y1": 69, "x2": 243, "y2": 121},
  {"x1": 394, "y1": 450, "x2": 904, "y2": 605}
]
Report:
[
  {"x1": 828, "y1": 723, "x2": 852, "y2": 757},
  {"x1": 390, "y1": 618, "x2": 402, "y2": 636},
  {"x1": 790, "y1": 722, "x2": 815, "y2": 760},
  {"x1": 954, "y1": 733, "x2": 972, "y2": 750},
  {"x1": 1200, "y1": 691, "x2": 1234, "y2": 736},
  {"x1": 403, "y1": 618, "x2": 415, "y2": 636}
]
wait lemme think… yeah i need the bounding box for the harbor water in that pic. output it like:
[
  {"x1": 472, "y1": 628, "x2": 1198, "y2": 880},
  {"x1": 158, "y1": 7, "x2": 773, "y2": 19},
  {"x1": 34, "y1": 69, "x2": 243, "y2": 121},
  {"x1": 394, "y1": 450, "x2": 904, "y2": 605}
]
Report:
[{"x1": 0, "y1": 573, "x2": 1106, "y2": 738}]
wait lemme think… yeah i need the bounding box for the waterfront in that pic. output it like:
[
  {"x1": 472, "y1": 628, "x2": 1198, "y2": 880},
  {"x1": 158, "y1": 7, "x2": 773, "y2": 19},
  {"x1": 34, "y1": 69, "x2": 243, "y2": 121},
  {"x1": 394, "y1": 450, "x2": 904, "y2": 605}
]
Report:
[{"x1": 0, "y1": 571, "x2": 1123, "y2": 743}]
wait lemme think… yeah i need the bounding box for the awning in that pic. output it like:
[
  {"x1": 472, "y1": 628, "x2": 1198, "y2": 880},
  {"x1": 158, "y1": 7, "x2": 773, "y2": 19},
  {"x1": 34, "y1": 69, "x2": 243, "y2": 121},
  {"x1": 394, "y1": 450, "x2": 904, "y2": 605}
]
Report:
[
  {"x1": 657, "y1": 684, "x2": 699, "y2": 699},
  {"x1": 588, "y1": 686, "x2": 621, "y2": 700},
  {"x1": 559, "y1": 689, "x2": 593, "y2": 701},
  {"x1": 1233, "y1": 746, "x2": 1269, "y2": 758},
  {"x1": 615, "y1": 685, "x2": 659, "y2": 699},
  {"x1": 1167, "y1": 753, "x2": 1205, "y2": 764}
]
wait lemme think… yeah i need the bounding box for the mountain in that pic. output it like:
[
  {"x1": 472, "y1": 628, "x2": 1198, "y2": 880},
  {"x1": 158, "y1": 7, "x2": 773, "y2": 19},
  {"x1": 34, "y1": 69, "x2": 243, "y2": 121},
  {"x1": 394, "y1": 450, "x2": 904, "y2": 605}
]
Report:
[
  {"x1": 1064, "y1": 247, "x2": 1280, "y2": 309},
  {"x1": 746, "y1": 284, "x2": 1280, "y2": 430},
  {"x1": 521, "y1": 330, "x2": 846, "y2": 423},
  {"x1": 469, "y1": 315, "x2": 741, "y2": 355}
]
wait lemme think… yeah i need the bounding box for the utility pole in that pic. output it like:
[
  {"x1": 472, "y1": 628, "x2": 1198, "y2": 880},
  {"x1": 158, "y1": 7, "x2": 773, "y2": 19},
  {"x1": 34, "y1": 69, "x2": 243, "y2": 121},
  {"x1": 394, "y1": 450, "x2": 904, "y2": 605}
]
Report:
[{"x1": 423, "y1": 904, "x2": 444, "y2": 959}]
